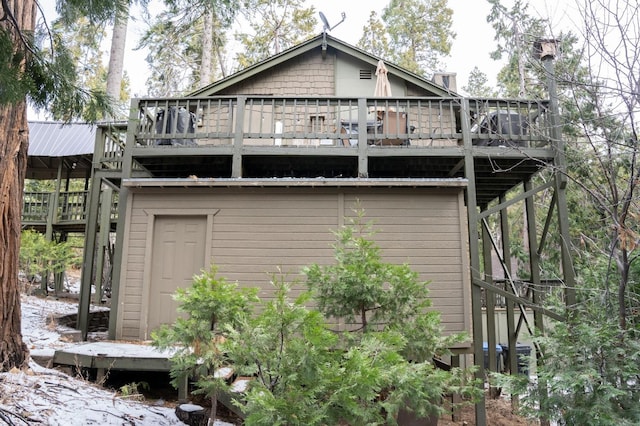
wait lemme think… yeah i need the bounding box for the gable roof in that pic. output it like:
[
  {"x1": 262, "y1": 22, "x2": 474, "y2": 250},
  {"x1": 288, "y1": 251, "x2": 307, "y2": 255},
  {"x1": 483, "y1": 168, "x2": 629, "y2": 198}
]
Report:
[{"x1": 189, "y1": 33, "x2": 456, "y2": 97}]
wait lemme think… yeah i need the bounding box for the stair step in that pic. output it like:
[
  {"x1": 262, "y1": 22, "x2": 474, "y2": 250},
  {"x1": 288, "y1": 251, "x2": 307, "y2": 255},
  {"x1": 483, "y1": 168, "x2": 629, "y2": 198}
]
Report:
[
  {"x1": 214, "y1": 366, "x2": 234, "y2": 380},
  {"x1": 230, "y1": 376, "x2": 253, "y2": 393}
]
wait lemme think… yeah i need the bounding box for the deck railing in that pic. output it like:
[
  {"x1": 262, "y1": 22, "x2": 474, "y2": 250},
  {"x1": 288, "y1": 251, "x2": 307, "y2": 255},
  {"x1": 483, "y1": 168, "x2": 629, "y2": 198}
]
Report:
[
  {"x1": 129, "y1": 96, "x2": 552, "y2": 149},
  {"x1": 22, "y1": 190, "x2": 118, "y2": 227},
  {"x1": 101, "y1": 124, "x2": 127, "y2": 170},
  {"x1": 59, "y1": 191, "x2": 88, "y2": 222},
  {"x1": 22, "y1": 192, "x2": 53, "y2": 223}
]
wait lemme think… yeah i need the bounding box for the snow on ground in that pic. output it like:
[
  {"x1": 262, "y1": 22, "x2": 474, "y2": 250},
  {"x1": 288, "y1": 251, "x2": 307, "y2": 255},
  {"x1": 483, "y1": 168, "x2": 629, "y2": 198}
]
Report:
[
  {"x1": 21, "y1": 295, "x2": 92, "y2": 355},
  {"x1": 0, "y1": 295, "x2": 234, "y2": 426},
  {"x1": 0, "y1": 362, "x2": 184, "y2": 425}
]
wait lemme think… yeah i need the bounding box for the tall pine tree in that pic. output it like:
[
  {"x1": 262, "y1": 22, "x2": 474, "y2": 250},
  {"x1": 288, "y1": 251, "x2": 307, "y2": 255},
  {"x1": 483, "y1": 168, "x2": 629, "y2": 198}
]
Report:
[{"x1": 0, "y1": 0, "x2": 112, "y2": 372}]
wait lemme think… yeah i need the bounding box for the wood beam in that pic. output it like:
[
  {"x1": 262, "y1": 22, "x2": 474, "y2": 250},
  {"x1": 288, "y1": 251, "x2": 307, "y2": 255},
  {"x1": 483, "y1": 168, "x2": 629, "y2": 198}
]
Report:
[
  {"x1": 478, "y1": 180, "x2": 553, "y2": 221},
  {"x1": 461, "y1": 98, "x2": 486, "y2": 426}
]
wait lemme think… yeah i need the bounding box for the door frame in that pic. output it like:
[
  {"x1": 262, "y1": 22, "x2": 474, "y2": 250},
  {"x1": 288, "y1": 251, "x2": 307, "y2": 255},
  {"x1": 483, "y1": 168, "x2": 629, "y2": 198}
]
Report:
[{"x1": 139, "y1": 208, "x2": 218, "y2": 339}]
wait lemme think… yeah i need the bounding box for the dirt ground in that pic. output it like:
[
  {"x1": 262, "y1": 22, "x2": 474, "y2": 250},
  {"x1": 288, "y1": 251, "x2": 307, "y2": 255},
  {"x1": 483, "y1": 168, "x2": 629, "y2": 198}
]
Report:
[
  {"x1": 438, "y1": 395, "x2": 536, "y2": 426},
  {"x1": 183, "y1": 393, "x2": 535, "y2": 426}
]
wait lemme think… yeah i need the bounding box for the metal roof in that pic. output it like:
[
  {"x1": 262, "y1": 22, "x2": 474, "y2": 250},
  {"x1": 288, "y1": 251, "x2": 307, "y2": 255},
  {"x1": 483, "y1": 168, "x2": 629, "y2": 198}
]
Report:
[{"x1": 28, "y1": 121, "x2": 96, "y2": 157}]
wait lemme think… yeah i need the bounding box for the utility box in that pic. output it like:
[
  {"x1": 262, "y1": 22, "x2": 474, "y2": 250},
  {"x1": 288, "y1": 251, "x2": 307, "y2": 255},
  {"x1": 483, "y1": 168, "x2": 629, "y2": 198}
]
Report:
[
  {"x1": 500, "y1": 343, "x2": 532, "y2": 376},
  {"x1": 482, "y1": 342, "x2": 503, "y2": 372}
]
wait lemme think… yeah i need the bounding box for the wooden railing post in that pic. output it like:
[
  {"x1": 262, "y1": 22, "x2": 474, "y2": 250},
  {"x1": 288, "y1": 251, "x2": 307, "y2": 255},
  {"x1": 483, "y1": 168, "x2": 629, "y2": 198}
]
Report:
[
  {"x1": 232, "y1": 96, "x2": 245, "y2": 178},
  {"x1": 357, "y1": 98, "x2": 368, "y2": 177},
  {"x1": 45, "y1": 192, "x2": 56, "y2": 241}
]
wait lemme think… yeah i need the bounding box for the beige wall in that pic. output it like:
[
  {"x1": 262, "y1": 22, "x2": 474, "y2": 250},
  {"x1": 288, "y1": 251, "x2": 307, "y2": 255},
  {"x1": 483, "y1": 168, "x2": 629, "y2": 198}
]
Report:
[{"x1": 116, "y1": 186, "x2": 471, "y2": 343}]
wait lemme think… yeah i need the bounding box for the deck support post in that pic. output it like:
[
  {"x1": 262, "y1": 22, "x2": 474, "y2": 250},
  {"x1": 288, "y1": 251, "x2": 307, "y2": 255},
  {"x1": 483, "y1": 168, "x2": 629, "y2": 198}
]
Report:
[
  {"x1": 54, "y1": 232, "x2": 67, "y2": 293},
  {"x1": 450, "y1": 354, "x2": 462, "y2": 421},
  {"x1": 78, "y1": 178, "x2": 102, "y2": 338},
  {"x1": 178, "y1": 376, "x2": 188, "y2": 401},
  {"x1": 108, "y1": 105, "x2": 139, "y2": 339},
  {"x1": 541, "y1": 48, "x2": 576, "y2": 307},
  {"x1": 482, "y1": 213, "x2": 500, "y2": 398},
  {"x1": 524, "y1": 180, "x2": 544, "y2": 337},
  {"x1": 41, "y1": 192, "x2": 57, "y2": 294},
  {"x1": 461, "y1": 98, "x2": 487, "y2": 426},
  {"x1": 499, "y1": 194, "x2": 519, "y2": 409},
  {"x1": 525, "y1": 179, "x2": 550, "y2": 425},
  {"x1": 93, "y1": 186, "x2": 113, "y2": 304},
  {"x1": 38, "y1": 176, "x2": 59, "y2": 294}
]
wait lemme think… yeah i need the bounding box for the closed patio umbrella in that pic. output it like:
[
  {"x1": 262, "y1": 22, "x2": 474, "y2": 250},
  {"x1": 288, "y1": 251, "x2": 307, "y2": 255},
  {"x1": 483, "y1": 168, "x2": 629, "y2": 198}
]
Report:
[
  {"x1": 372, "y1": 60, "x2": 393, "y2": 121},
  {"x1": 373, "y1": 60, "x2": 406, "y2": 145},
  {"x1": 374, "y1": 60, "x2": 392, "y2": 97}
]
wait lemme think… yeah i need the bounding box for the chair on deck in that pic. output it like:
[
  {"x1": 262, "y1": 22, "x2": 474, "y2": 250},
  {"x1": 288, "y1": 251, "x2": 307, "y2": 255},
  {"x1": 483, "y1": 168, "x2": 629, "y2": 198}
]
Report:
[{"x1": 379, "y1": 110, "x2": 410, "y2": 146}]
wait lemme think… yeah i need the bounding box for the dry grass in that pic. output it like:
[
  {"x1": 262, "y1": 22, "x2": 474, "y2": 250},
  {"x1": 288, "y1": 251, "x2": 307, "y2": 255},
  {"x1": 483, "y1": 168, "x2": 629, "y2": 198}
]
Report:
[{"x1": 439, "y1": 395, "x2": 537, "y2": 426}]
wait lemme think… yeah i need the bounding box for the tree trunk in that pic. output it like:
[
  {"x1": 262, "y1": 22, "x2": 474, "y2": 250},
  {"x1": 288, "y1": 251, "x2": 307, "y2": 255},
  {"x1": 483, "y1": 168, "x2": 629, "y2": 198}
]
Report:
[
  {"x1": 200, "y1": 7, "x2": 214, "y2": 87},
  {"x1": 618, "y1": 250, "x2": 629, "y2": 331},
  {"x1": 0, "y1": 0, "x2": 34, "y2": 371},
  {"x1": 106, "y1": 4, "x2": 129, "y2": 108}
]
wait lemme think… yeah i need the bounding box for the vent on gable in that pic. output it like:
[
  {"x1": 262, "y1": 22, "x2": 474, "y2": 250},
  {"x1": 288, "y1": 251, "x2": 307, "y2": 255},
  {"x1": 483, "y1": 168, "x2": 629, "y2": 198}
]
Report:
[{"x1": 359, "y1": 69, "x2": 373, "y2": 80}]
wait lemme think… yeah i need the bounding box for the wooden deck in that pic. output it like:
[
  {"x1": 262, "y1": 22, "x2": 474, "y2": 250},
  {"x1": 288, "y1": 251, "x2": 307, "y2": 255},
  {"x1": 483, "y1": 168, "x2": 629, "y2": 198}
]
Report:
[
  {"x1": 53, "y1": 341, "x2": 175, "y2": 371},
  {"x1": 52, "y1": 341, "x2": 250, "y2": 415},
  {"x1": 52, "y1": 341, "x2": 185, "y2": 397},
  {"x1": 106, "y1": 96, "x2": 556, "y2": 207},
  {"x1": 22, "y1": 190, "x2": 117, "y2": 234}
]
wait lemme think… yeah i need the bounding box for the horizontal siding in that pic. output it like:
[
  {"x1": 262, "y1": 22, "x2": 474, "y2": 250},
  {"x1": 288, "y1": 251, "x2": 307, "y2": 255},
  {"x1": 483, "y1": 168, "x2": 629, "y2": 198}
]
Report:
[
  {"x1": 210, "y1": 223, "x2": 461, "y2": 234},
  {"x1": 125, "y1": 269, "x2": 143, "y2": 280},
  {"x1": 119, "y1": 186, "x2": 470, "y2": 340},
  {"x1": 215, "y1": 238, "x2": 463, "y2": 251},
  {"x1": 118, "y1": 193, "x2": 147, "y2": 339},
  {"x1": 211, "y1": 247, "x2": 462, "y2": 259},
  {"x1": 124, "y1": 295, "x2": 142, "y2": 305},
  {"x1": 126, "y1": 246, "x2": 146, "y2": 256}
]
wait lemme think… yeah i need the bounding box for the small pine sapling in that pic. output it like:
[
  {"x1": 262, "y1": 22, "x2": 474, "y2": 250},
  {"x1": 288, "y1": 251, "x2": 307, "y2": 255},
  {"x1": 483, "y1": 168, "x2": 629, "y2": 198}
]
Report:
[
  {"x1": 304, "y1": 209, "x2": 480, "y2": 421},
  {"x1": 152, "y1": 266, "x2": 258, "y2": 423},
  {"x1": 224, "y1": 276, "x2": 340, "y2": 425}
]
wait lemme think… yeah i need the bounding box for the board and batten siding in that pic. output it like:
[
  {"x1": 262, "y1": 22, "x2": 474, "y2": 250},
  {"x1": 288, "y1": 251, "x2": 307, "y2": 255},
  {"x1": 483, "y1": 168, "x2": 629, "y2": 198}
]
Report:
[{"x1": 115, "y1": 186, "x2": 471, "y2": 343}]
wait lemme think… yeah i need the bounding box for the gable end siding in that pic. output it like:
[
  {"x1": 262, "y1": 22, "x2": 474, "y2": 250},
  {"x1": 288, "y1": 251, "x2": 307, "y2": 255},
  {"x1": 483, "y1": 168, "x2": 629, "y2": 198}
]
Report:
[{"x1": 219, "y1": 50, "x2": 335, "y2": 96}]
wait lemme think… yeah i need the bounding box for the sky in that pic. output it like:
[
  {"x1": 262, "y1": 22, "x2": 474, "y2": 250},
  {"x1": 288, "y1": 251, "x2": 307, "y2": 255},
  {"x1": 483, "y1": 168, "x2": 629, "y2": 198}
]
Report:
[
  {"x1": 310, "y1": 0, "x2": 501, "y2": 91},
  {"x1": 33, "y1": 0, "x2": 578, "y2": 115},
  {"x1": 305, "y1": 0, "x2": 577, "y2": 92}
]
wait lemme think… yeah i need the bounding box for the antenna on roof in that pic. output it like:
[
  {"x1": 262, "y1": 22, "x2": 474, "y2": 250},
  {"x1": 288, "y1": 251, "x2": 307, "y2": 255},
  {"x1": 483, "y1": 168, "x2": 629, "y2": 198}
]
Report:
[
  {"x1": 319, "y1": 11, "x2": 331, "y2": 33},
  {"x1": 319, "y1": 11, "x2": 346, "y2": 33},
  {"x1": 319, "y1": 11, "x2": 346, "y2": 57}
]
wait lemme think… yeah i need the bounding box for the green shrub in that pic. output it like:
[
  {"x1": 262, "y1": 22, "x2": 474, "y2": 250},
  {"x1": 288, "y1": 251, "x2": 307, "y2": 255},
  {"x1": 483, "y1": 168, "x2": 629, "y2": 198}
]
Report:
[
  {"x1": 304, "y1": 211, "x2": 464, "y2": 360},
  {"x1": 225, "y1": 212, "x2": 480, "y2": 425},
  {"x1": 158, "y1": 212, "x2": 480, "y2": 425},
  {"x1": 19, "y1": 230, "x2": 75, "y2": 289},
  {"x1": 223, "y1": 278, "x2": 340, "y2": 425},
  {"x1": 495, "y1": 284, "x2": 640, "y2": 425}
]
